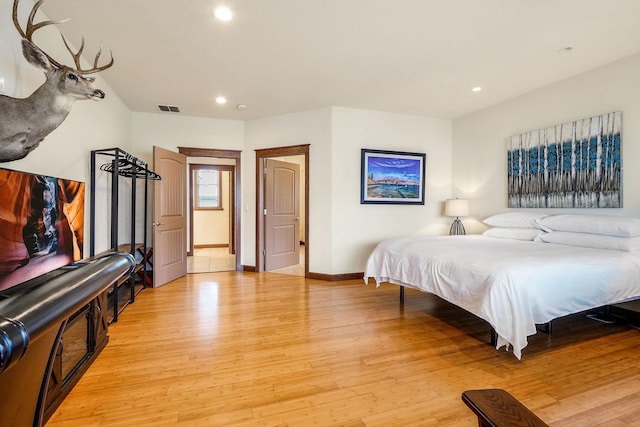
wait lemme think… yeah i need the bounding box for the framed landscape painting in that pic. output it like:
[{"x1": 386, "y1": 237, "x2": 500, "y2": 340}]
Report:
[{"x1": 360, "y1": 149, "x2": 426, "y2": 204}]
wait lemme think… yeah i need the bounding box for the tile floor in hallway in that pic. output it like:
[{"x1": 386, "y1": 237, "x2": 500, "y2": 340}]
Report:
[
  {"x1": 187, "y1": 247, "x2": 236, "y2": 273},
  {"x1": 187, "y1": 245, "x2": 305, "y2": 276},
  {"x1": 269, "y1": 245, "x2": 305, "y2": 276}
]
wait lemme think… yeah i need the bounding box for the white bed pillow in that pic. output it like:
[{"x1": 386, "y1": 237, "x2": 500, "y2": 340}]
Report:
[
  {"x1": 482, "y1": 227, "x2": 543, "y2": 241},
  {"x1": 483, "y1": 212, "x2": 548, "y2": 229},
  {"x1": 536, "y1": 231, "x2": 640, "y2": 252},
  {"x1": 539, "y1": 214, "x2": 640, "y2": 237}
]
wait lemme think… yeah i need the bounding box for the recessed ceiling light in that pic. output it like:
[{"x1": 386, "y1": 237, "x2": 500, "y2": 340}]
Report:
[
  {"x1": 236, "y1": 104, "x2": 247, "y2": 110},
  {"x1": 471, "y1": 86, "x2": 482, "y2": 92},
  {"x1": 214, "y1": 6, "x2": 233, "y2": 21},
  {"x1": 215, "y1": 96, "x2": 227, "y2": 104}
]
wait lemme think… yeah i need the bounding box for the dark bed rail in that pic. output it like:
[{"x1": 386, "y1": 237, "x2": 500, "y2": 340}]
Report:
[
  {"x1": 0, "y1": 252, "x2": 134, "y2": 427},
  {"x1": 399, "y1": 285, "x2": 554, "y2": 350}
]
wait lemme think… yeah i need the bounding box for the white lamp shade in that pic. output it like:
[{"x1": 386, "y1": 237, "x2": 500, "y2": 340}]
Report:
[{"x1": 445, "y1": 199, "x2": 469, "y2": 217}]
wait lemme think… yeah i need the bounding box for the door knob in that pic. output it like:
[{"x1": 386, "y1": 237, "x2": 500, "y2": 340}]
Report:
[{"x1": 152, "y1": 221, "x2": 163, "y2": 227}]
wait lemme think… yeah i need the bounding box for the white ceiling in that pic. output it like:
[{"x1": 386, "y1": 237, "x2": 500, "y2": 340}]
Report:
[{"x1": 35, "y1": 0, "x2": 640, "y2": 121}]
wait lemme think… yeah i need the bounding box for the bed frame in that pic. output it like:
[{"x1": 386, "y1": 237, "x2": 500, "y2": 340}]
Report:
[
  {"x1": 367, "y1": 215, "x2": 640, "y2": 359},
  {"x1": 399, "y1": 285, "x2": 554, "y2": 347}
]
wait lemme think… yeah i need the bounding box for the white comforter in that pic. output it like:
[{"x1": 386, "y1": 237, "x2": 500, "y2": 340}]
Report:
[{"x1": 364, "y1": 235, "x2": 640, "y2": 359}]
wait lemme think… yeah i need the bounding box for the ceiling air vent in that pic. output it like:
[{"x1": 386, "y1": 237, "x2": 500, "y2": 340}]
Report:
[{"x1": 157, "y1": 104, "x2": 181, "y2": 113}]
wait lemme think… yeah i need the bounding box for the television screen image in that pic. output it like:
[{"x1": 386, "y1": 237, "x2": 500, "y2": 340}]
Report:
[{"x1": 0, "y1": 168, "x2": 85, "y2": 292}]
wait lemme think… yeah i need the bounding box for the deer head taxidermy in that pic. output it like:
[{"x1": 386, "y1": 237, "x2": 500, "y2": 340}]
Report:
[{"x1": 0, "y1": 0, "x2": 114, "y2": 162}]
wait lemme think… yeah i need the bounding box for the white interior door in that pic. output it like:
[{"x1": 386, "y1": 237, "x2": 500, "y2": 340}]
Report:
[
  {"x1": 153, "y1": 146, "x2": 187, "y2": 287},
  {"x1": 265, "y1": 159, "x2": 300, "y2": 270}
]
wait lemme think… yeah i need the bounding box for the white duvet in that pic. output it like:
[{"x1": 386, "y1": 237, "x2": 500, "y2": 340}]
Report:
[{"x1": 364, "y1": 235, "x2": 640, "y2": 359}]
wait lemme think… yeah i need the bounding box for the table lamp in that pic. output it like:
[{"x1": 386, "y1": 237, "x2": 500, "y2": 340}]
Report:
[{"x1": 445, "y1": 198, "x2": 469, "y2": 235}]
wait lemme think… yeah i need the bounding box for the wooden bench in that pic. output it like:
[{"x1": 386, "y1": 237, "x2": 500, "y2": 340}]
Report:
[{"x1": 462, "y1": 389, "x2": 548, "y2": 427}]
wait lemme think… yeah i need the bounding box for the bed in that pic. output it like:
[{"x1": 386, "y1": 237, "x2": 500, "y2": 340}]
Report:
[{"x1": 364, "y1": 213, "x2": 640, "y2": 359}]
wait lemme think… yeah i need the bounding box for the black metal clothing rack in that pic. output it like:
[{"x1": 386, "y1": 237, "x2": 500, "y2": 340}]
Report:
[{"x1": 90, "y1": 148, "x2": 160, "y2": 322}]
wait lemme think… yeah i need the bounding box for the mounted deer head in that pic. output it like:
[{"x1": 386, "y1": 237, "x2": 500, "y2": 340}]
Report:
[{"x1": 0, "y1": 0, "x2": 114, "y2": 162}]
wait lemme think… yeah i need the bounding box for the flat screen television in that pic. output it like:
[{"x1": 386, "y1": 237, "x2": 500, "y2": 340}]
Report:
[{"x1": 0, "y1": 167, "x2": 85, "y2": 292}]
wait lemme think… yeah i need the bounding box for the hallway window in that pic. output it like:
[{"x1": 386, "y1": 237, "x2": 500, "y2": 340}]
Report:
[{"x1": 194, "y1": 169, "x2": 221, "y2": 209}]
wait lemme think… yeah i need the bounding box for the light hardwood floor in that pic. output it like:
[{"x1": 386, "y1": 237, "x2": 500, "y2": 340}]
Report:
[{"x1": 47, "y1": 272, "x2": 640, "y2": 426}]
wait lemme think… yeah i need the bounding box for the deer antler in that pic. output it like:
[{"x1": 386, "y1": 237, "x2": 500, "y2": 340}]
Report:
[
  {"x1": 60, "y1": 34, "x2": 114, "y2": 74},
  {"x1": 12, "y1": 0, "x2": 114, "y2": 73}
]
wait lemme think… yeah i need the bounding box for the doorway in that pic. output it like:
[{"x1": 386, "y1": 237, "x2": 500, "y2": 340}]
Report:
[
  {"x1": 255, "y1": 144, "x2": 309, "y2": 276},
  {"x1": 188, "y1": 164, "x2": 235, "y2": 273},
  {"x1": 178, "y1": 147, "x2": 242, "y2": 272}
]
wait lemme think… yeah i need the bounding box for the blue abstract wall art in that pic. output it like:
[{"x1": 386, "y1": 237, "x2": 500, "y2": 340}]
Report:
[{"x1": 507, "y1": 112, "x2": 622, "y2": 208}]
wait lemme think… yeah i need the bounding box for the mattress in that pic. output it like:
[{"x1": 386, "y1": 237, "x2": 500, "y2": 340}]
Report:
[{"x1": 364, "y1": 235, "x2": 640, "y2": 359}]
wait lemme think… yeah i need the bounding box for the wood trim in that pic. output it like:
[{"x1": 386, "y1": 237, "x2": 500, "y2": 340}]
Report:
[
  {"x1": 191, "y1": 163, "x2": 235, "y2": 171},
  {"x1": 242, "y1": 265, "x2": 257, "y2": 272},
  {"x1": 255, "y1": 144, "x2": 309, "y2": 158},
  {"x1": 255, "y1": 144, "x2": 310, "y2": 276},
  {"x1": 193, "y1": 168, "x2": 223, "y2": 211},
  {"x1": 307, "y1": 272, "x2": 364, "y2": 282},
  {"x1": 189, "y1": 164, "x2": 231, "y2": 253},
  {"x1": 179, "y1": 147, "x2": 242, "y2": 272},
  {"x1": 255, "y1": 158, "x2": 264, "y2": 273},
  {"x1": 179, "y1": 147, "x2": 241, "y2": 159},
  {"x1": 191, "y1": 164, "x2": 233, "y2": 210},
  {"x1": 194, "y1": 244, "x2": 228, "y2": 249},
  {"x1": 194, "y1": 207, "x2": 224, "y2": 211}
]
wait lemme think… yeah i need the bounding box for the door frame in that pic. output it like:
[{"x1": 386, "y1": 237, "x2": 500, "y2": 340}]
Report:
[
  {"x1": 255, "y1": 144, "x2": 309, "y2": 275},
  {"x1": 178, "y1": 147, "x2": 242, "y2": 272},
  {"x1": 188, "y1": 163, "x2": 235, "y2": 257}
]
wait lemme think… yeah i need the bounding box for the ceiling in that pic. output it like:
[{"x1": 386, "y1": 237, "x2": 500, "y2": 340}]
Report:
[{"x1": 34, "y1": 0, "x2": 640, "y2": 121}]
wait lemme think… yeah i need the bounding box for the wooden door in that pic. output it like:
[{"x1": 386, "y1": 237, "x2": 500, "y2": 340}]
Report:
[
  {"x1": 153, "y1": 146, "x2": 187, "y2": 287},
  {"x1": 264, "y1": 159, "x2": 300, "y2": 270}
]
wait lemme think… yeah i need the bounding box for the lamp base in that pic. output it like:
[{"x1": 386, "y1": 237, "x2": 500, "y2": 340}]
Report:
[{"x1": 449, "y1": 217, "x2": 466, "y2": 235}]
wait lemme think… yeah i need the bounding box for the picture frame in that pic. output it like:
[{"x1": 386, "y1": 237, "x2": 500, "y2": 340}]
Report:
[
  {"x1": 507, "y1": 111, "x2": 622, "y2": 208},
  {"x1": 360, "y1": 149, "x2": 426, "y2": 204}
]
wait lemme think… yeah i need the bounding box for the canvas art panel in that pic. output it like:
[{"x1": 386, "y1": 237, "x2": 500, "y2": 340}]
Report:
[
  {"x1": 361, "y1": 149, "x2": 426, "y2": 205},
  {"x1": 507, "y1": 112, "x2": 622, "y2": 208},
  {"x1": 0, "y1": 168, "x2": 85, "y2": 292}
]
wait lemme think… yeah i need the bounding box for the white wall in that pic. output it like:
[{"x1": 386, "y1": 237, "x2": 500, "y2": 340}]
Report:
[
  {"x1": 244, "y1": 108, "x2": 333, "y2": 271},
  {"x1": 130, "y1": 112, "x2": 244, "y2": 165},
  {"x1": 453, "y1": 53, "x2": 640, "y2": 234},
  {"x1": 245, "y1": 107, "x2": 452, "y2": 274},
  {"x1": 5, "y1": 1, "x2": 640, "y2": 276},
  {"x1": 1, "y1": 1, "x2": 132, "y2": 255},
  {"x1": 331, "y1": 107, "x2": 452, "y2": 273},
  {"x1": 130, "y1": 112, "x2": 244, "y2": 257}
]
